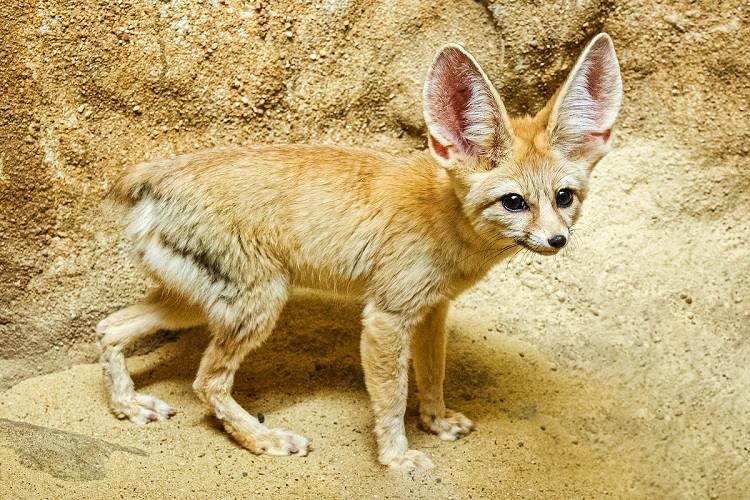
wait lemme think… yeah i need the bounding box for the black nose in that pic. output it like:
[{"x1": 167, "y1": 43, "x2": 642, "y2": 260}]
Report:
[{"x1": 548, "y1": 235, "x2": 567, "y2": 248}]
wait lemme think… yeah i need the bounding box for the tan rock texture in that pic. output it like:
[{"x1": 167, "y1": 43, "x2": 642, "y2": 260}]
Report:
[{"x1": 1, "y1": 0, "x2": 748, "y2": 497}]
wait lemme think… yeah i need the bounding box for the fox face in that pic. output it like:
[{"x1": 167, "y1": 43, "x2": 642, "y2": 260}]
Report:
[
  {"x1": 423, "y1": 35, "x2": 622, "y2": 256},
  {"x1": 465, "y1": 158, "x2": 584, "y2": 256}
]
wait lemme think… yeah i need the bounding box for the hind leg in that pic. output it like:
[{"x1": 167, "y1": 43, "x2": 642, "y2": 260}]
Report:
[
  {"x1": 192, "y1": 276, "x2": 309, "y2": 456},
  {"x1": 97, "y1": 288, "x2": 205, "y2": 424}
]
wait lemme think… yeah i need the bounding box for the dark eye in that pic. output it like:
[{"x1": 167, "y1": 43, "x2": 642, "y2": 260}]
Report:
[
  {"x1": 501, "y1": 193, "x2": 528, "y2": 212},
  {"x1": 556, "y1": 188, "x2": 574, "y2": 208}
]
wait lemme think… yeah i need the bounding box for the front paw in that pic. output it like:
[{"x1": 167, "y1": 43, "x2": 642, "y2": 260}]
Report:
[
  {"x1": 419, "y1": 409, "x2": 474, "y2": 441},
  {"x1": 381, "y1": 449, "x2": 435, "y2": 470}
]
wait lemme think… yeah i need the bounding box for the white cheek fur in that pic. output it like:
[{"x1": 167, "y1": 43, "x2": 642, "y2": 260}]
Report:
[{"x1": 480, "y1": 204, "x2": 530, "y2": 240}]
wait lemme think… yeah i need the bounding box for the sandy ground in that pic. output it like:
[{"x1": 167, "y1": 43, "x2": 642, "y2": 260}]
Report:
[
  {"x1": 2, "y1": 0, "x2": 749, "y2": 498},
  {"x1": 2, "y1": 136, "x2": 749, "y2": 498}
]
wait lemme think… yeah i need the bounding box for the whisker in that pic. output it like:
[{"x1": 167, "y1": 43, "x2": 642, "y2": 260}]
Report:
[
  {"x1": 475, "y1": 241, "x2": 521, "y2": 272},
  {"x1": 568, "y1": 227, "x2": 586, "y2": 252},
  {"x1": 575, "y1": 221, "x2": 596, "y2": 231},
  {"x1": 457, "y1": 229, "x2": 514, "y2": 266},
  {"x1": 460, "y1": 243, "x2": 507, "y2": 265}
]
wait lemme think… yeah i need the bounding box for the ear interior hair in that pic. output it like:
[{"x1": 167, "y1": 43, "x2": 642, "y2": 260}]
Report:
[
  {"x1": 422, "y1": 44, "x2": 513, "y2": 168},
  {"x1": 547, "y1": 33, "x2": 623, "y2": 162}
]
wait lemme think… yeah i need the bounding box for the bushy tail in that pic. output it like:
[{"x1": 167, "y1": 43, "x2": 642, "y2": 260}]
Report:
[{"x1": 108, "y1": 158, "x2": 174, "y2": 206}]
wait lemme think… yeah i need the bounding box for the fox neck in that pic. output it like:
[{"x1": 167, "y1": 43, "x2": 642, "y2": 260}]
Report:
[{"x1": 416, "y1": 153, "x2": 517, "y2": 288}]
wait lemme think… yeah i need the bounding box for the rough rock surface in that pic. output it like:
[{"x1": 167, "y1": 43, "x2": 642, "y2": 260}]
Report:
[{"x1": 1, "y1": 0, "x2": 748, "y2": 497}]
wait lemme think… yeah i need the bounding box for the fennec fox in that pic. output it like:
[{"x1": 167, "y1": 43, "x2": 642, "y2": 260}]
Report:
[{"x1": 98, "y1": 34, "x2": 622, "y2": 469}]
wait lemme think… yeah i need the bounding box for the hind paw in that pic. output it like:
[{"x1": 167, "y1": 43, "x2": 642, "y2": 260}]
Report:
[
  {"x1": 381, "y1": 449, "x2": 435, "y2": 470},
  {"x1": 111, "y1": 393, "x2": 176, "y2": 424},
  {"x1": 225, "y1": 423, "x2": 311, "y2": 457}
]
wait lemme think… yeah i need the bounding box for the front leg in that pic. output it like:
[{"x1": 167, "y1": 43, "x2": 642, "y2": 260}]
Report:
[
  {"x1": 411, "y1": 300, "x2": 474, "y2": 441},
  {"x1": 360, "y1": 303, "x2": 434, "y2": 469}
]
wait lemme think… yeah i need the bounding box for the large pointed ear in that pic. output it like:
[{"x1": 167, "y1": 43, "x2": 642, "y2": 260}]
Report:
[
  {"x1": 423, "y1": 44, "x2": 513, "y2": 168},
  {"x1": 548, "y1": 33, "x2": 623, "y2": 164}
]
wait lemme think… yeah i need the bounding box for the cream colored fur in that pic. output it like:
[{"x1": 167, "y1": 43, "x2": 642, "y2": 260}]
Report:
[{"x1": 97, "y1": 34, "x2": 622, "y2": 469}]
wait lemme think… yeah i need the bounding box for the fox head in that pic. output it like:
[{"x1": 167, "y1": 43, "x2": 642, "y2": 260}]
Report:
[{"x1": 423, "y1": 34, "x2": 622, "y2": 255}]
